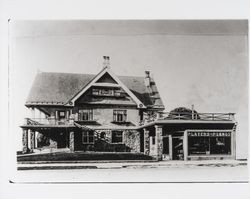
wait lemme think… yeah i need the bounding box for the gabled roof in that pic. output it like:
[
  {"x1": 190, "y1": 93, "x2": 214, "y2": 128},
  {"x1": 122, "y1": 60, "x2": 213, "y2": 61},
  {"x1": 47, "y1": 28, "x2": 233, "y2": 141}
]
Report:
[
  {"x1": 26, "y1": 71, "x2": 165, "y2": 109},
  {"x1": 68, "y1": 67, "x2": 146, "y2": 108}
]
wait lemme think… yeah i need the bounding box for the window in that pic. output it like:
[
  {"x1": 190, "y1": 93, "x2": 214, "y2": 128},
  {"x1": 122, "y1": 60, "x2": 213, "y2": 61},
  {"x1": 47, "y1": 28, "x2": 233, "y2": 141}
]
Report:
[
  {"x1": 92, "y1": 88, "x2": 124, "y2": 97},
  {"x1": 58, "y1": 111, "x2": 66, "y2": 121},
  {"x1": 78, "y1": 109, "x2": 93, "y2": 121},
  {"x1": 82, "y1": 131, "x2": 94, "y2": 144},
  {"x1": 59, "y1": 111, "x2": 65, "y2": 117},
  {"x1": 113, "y1": 110, "x2": 127, "y2": 122},
  {"x1": 152, "y1": 136, "x2": 155, "y2": 145},
  {"x1": 210, "y1": 137, "x2": 231, "y2": 155},
  {"x1": 112, "y1": 131, "x2": 123, "y2": 143},
  {"x1": 188, "y1": 131, "x2": 231, "y2": 155},
  {"x1": 92, "y1": 88, "x2": 114, "y2": 96},
  {"x1": 92, "y1": 88, "x2": 99, "y2": 95}
]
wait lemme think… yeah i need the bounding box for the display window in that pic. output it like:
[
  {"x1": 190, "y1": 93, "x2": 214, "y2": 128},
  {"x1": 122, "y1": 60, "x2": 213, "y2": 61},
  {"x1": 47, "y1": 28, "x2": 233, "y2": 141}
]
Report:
[{"x1": 188, "y1": 131, "x2": 231, "y2": 155}]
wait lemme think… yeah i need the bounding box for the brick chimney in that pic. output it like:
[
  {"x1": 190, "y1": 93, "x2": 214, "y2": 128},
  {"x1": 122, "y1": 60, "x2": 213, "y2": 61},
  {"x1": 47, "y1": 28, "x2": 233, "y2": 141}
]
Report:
[
  {"x1": 103, "y1": 56, "x2": 110, "y2": 69},
  {"x1": 144, "y1": 71, "x2": 151, "y2": 87}
]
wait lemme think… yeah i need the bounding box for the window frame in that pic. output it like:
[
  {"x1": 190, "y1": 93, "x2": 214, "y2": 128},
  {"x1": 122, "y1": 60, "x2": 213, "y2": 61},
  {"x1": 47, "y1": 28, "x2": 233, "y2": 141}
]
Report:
[
  {"x1": 112, "y1": 131, "x2": 123, "y2": 143},
  {"x1": 113, "y1": 110, "x2": 127, "y2": 123},
  {"x1": 187, "y1": 131, "x2": 232, "y2": 156},
  {"x1": 78, "y1": 109, "x2": 93, "y2": 121},
  {"x1": 82, "y1": 131, "x2": 94, "y2": 144}
]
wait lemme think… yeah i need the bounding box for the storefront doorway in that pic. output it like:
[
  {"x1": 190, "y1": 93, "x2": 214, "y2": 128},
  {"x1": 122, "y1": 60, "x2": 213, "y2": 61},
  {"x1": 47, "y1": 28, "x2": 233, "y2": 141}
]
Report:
[
  {"x1": 162, "y1": 136, "x2": 169, "y2": 160},
  {"x1": 172, "y1": 136, "x2": 184, "y2": 160}
]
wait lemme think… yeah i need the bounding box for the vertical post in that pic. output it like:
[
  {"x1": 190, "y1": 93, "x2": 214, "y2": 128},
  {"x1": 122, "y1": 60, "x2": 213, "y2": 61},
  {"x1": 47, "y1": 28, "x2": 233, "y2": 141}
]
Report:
[
  {"x1": 143, "y1": 128, "x2": 149, "y2": 155},
  {"x1": 169, "y1": 134, "x2": 173, "y2": 160},
  {"x1": 231, "y1": 129, "x2": 236, "y2": 159},
  {"x1": 22, "y1": 129, "x2": 28, "y2": 154},
  {"x1": 183, "y1": 130, "x2": 188, "y2": 161},
  {"x1": 35, "y1": 131, "x2": 38, "y2": 148},
  {"x1": 155, "y1": 125, "x2": 163, "y2": 161},
  {"x1": 30, "y1": 130, "x2": 35, "y2": 152},
  {"x1": 69, "y1": 131, "x2": 75, "y2": 152},
  {"x1": 191, "y1": 104, "x2": 194, "y2": 119}
]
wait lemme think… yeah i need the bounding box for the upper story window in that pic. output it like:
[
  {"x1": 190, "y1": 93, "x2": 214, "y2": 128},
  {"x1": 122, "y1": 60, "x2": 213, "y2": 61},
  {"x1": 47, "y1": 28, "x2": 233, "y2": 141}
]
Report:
[
  {"x1": 58, "y1": 111, "x2": 65, "y2": 120},
  {"x1": 92, "y1": 88, "x2": 124, "y2": 97},
  {"x1": 113, "y1": 110, "x2": 127, "y2": 122},
  {"x1": 78, "y1": 109, "x2": 93, "y2": 121}
]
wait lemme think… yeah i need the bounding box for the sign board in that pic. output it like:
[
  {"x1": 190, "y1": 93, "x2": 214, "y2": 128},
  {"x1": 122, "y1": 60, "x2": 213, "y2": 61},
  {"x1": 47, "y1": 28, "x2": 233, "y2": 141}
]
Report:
[{"x1": 188, "y1": 131, "x2": 231, "y2": 137}]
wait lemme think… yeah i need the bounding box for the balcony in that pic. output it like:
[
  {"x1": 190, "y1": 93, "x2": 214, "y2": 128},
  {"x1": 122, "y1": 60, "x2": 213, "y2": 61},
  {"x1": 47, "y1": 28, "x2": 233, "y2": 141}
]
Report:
[
  {"x1": 139, "y1": 112, "x2": 236, "y2": 126},
  {"x1": 24, "y1": 118, "x2": 75, "y2": 126}
]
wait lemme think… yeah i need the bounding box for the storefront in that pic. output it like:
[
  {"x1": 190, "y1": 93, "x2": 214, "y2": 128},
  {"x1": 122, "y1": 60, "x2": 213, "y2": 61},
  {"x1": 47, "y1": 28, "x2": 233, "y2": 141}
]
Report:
[{"x1": 143, "y1": 121, "x2": 236, "y2": 161}]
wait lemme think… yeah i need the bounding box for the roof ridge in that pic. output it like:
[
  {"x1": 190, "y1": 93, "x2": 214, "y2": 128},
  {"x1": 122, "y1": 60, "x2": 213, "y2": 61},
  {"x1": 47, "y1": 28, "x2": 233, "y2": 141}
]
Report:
[
  {"x1": 39, "y1": 71, "x2": 96, "y2": 76},
  {"x1": 39, "y1": 71, "x2": 146, "y2": 78}
]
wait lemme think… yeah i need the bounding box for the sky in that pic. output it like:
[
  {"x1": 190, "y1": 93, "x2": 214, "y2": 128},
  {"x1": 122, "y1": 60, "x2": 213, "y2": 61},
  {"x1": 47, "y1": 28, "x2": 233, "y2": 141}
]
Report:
[{"x1": 9, "y1": 20, "x2": 248, "y2": 158}]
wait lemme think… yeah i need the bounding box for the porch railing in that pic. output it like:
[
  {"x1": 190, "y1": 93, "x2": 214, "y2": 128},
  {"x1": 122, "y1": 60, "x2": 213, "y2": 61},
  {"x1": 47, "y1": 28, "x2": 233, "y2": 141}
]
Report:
[
  {"x1": 24, "y1": 118, "x2": 75, "y2": 126},
  {"x1": 139, "y1": 112, "x2": 235, "y2": 126},
  {"x1": 24, "y1": 111, "x2": 235, "y2": 127}
]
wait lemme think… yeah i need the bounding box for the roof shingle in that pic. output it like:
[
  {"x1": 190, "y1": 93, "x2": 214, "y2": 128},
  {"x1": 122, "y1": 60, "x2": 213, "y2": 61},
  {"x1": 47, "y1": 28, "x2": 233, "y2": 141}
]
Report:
[{"x1": 26, "y1": 72, "x2": 165, "y2": 109}]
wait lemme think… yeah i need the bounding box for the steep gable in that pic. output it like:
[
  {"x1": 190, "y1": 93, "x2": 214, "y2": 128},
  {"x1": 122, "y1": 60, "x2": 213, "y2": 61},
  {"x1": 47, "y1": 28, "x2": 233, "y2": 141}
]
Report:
[
  {"x1": 96, "y1": 72, "x2": 118, "y2": 84},
  {"x1": 26, "y1": 71, "x2": 165, "y2": 110},
  {"x1": 68, "y1": 67, "x2": 146, "y2": 108}
]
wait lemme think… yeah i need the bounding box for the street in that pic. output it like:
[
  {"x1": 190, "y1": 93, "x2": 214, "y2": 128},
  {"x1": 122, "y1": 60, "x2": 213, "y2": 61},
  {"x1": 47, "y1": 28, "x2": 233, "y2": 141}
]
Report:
[{"x1": 12, "y1": 164, "x2": 248, "y2": 183}]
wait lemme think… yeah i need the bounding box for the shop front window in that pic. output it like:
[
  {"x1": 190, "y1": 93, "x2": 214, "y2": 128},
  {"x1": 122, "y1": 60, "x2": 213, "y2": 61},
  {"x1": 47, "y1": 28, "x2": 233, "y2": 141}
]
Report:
[
  {"x1": 188, "y1": 131, "x2": 231, "y2": 155},
  {"x1": 188, "y1": 137, "x2": 210, "y2": 155},
  {"x1": 210, "y1": 137, "x2": 231, "y2": 154}
]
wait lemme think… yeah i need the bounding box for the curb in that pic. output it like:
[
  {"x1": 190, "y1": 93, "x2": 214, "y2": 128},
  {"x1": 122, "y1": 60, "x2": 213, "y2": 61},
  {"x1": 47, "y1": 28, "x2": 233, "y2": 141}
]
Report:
[{"x1": 17, "y1": 161, "x2": 247, "y2": 170}]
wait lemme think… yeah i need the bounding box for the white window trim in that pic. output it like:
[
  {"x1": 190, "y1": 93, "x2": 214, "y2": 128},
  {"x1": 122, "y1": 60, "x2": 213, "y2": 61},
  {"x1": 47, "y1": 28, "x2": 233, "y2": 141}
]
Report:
[{"x1": 82, "y1": 131, "x2": 94, "y2": 144}]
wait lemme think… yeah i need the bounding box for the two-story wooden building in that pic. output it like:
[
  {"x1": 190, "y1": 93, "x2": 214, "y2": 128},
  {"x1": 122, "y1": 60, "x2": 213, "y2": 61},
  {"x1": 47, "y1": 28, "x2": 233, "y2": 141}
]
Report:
[{"x1": 20, "y1": 56, "x2": 237, "y2": 161}]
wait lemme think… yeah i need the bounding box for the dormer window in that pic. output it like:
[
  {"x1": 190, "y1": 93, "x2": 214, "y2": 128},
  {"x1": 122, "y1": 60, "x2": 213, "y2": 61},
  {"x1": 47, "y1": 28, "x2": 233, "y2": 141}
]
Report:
[{"x1": 113, "y1": 110, "x2": 127, "y2": 122}]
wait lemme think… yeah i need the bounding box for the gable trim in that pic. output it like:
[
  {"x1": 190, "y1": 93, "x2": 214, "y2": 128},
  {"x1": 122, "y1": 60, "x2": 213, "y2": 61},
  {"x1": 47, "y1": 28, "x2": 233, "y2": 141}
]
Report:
[{"x1": 66, "y1": 67, "x2": 146, "y2": 108}]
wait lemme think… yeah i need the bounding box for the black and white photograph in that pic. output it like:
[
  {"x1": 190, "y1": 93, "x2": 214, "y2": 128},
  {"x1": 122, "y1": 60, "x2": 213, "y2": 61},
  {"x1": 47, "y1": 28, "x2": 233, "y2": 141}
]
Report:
[{"x1": 8, "y1": 20, "x2": 248, "y2": 183}]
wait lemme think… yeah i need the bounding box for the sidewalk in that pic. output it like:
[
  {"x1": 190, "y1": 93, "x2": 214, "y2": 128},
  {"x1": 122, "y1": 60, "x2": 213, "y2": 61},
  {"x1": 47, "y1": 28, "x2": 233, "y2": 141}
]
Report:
[{"x1": 17, "y1": 159, "x2": 247, "y2": 170}]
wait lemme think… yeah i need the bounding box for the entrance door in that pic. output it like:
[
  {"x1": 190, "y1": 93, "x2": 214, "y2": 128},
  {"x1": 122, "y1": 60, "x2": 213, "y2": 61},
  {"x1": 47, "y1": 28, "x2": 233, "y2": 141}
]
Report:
[
  {"x1": 57, "y1": 131, "x2": 69, "y2": 148},
  {"x1": 162, "y1": 137, "x2": 169, "y2": 160},
  {"x1": 172, "y1": 136, "x2": 184, "y2": 160}
]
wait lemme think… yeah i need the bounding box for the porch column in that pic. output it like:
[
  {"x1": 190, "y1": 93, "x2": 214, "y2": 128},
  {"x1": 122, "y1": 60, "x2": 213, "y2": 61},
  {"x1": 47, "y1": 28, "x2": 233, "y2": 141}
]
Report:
[
  {"x1": 183, "y1": 130, "x2": 188, "y2": 161},
  {"x1": 22, "y1": 129, "x2": 28, "y2": 154},
  {"x1": 35, "y1": 131, "x2": 38, "y2": 148},
  {"x1": 143, "y1": 128, "x2": 149, "y2": 155},
  {"x1": 30, "y1": 130, "x2": 35, "y2": 152},
  {"x1": 169, "y1": 134, "x2": 173, "y2": 160},
  {"x1": 69, "y1": 131, "x2": 75, "y2": 152},
  {"x1": 231, "y1": 128, "x2": 236, "y2": 159},
  {"x1": 155, "y1": 125, "x2": 163, "y2": 160}
]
